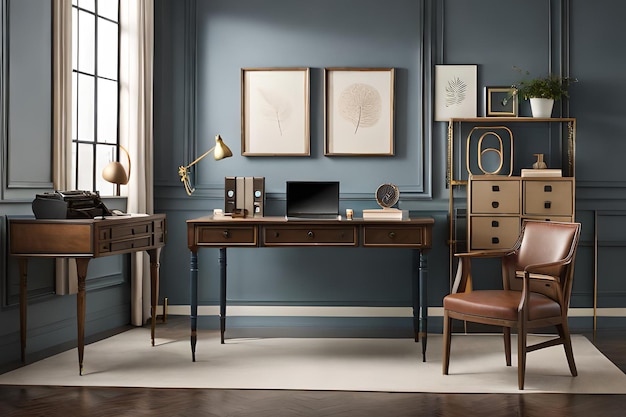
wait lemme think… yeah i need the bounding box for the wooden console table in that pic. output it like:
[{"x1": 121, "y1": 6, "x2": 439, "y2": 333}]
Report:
[
  {"x1": 186, "y1": 216, "x2": 434, "y2": 362},
  {"x1": 9, "y1": 214, "x2": 167, "y2": 375}
]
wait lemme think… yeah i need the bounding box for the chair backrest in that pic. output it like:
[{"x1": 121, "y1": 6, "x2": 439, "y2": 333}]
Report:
[{"x1": 506, "y1": 220, "x2": 581, "y2": 305}]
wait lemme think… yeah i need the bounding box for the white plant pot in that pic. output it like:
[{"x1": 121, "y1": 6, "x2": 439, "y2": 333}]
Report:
[{"x1": 529, "y1": 98, "x2": 554, "y2": 118}]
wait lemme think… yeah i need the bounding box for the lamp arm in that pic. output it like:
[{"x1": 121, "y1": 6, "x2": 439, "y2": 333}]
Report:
[
  {"x1": 119, "y1": 145, "x2": 131, "y2": 185},
  {"x1": 178, "y1": 146, "x2": 216, "y2": 196}
]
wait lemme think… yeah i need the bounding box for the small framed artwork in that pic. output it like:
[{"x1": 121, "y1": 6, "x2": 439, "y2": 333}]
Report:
[
  {"x1": 241, "y1": 68, "x2": 310, "y2": 156},
  {"x1": 324, "y1": 67, "x2": 395, "y2": 156},
  {"x1": 434, "y1": 65, "x2": 477, "y2": 121},
  {"x1": 485, "y1": 86, "x2": 518, "y2": 117}
]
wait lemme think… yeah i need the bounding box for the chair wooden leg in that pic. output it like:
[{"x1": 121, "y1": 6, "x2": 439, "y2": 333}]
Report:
[
  {"x1": 442, "y1": 310, "x2": 451, "y2": 375},
  {"x1": 557, "y1": 322, "x2": 578, "y2": 377},
  {"x1": 517, "y1": 323, "x2": 527, "y2": 390},
  {"x1": 503, "y1": 327, "x2": 511, "y2": 366}
]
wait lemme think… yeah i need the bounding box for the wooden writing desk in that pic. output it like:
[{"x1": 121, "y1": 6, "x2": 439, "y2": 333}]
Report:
[
  {"x1": 9, "y1": 214, "x2": 166, "y2": 375},
  {"x1": 186, "y1": 215, "x2": 434, "y2": 362}
]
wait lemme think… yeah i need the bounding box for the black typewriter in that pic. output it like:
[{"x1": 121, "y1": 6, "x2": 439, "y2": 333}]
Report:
[{"x1": 32, "y1": 190, "x2": 112, "y2": 219}]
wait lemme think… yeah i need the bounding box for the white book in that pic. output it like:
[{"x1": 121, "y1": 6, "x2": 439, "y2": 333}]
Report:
[
  {"x1": 520, "y1": 169, "x2": 562, "y2": 177},
  {"x1": 362, "y1": 209, "x2": 409, "y2": 220}
]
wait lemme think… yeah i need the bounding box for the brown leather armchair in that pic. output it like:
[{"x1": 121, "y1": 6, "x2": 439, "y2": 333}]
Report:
[{"x1": 442, "y1": 220, "x2": 582, "y2": 389}]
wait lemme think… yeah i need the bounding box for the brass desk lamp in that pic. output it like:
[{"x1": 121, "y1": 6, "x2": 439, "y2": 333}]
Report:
[
  {"x1": 102, "y1": 145, "x2": 131, "y2": 194},
  {"x1": 178, "y1": 134, "x2": 233, "y2": 195}
]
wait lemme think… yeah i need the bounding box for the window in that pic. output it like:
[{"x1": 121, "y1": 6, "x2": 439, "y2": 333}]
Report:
[{"x1": 71, "y1": 0, "x2": 120, "y2": 195}]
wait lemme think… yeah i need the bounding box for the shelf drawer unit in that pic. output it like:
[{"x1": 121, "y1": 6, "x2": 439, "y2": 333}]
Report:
[
  {"x1": 467, "y1": 175, "x2": 575, "y2": 250},
  {"x1": 523, "y1": 178, "x2": 574, "y2": 218}
]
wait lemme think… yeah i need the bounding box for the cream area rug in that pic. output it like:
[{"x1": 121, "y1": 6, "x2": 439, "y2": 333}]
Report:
[{"x1": 0, "y1": 327, "x2": 625, "y2": 394}]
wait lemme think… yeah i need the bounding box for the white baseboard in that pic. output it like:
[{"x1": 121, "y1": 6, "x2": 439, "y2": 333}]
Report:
[{"x1": 158, "y1": 305, "x2": 626, "y2": 318}]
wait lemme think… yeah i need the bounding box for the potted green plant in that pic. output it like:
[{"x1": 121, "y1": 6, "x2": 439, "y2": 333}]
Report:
[{"x1": 512, "y1": 67, "x2": 576, "y2": 117}]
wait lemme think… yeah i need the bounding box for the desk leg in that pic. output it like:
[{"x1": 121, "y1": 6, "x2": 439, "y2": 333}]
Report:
[
  {"x1": 190, "y1": 250, "x2": 198, "y2": 362},
  {"x1": 75, "y1": 258, "x2": 90, "y2": 375},
  {"x1": 147, "y1": 247, "x2": 162, "y2": 347},
  {"x1": 411, "y1": 250, "x2": 420, "y2": 344},
  {"x1": 418, "y1": 250, "x2": 429, "y2": 362},
  {"x1": 18, "y1": 259, "x2": 28, "y2": 363},
  {"x1": 219, "y1": 248, "x2": 227, "y2": 344}
]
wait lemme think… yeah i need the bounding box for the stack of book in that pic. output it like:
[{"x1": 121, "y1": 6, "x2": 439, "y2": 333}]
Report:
[
  {"x1": 520, "y1": 168, "x2": 562, "y2": 177},
  {"x1": 362, "y1": 208, "x2": 408, "y2": 220}
]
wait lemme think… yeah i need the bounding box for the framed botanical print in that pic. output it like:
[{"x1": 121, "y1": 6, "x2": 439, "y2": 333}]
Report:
[
  {"x1": 241, "y1": 68, "x2": 310, "y2": 156},
  {"x1": 324, "y1": 68, "x2": 395, "y2": 156}
]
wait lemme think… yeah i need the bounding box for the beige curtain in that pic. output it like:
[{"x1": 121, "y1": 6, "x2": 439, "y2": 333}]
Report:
[
  {"x1": 120, "y1": 0, "x2": 155, "y2": 326},
  {"x1": 52, "y1": 0, "x2": 76, "y2": 295}
]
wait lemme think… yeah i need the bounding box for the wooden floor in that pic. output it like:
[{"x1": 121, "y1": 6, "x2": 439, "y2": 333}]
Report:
[{"x1": 0, "y1": 322, "x2": 625, "y2": 417}]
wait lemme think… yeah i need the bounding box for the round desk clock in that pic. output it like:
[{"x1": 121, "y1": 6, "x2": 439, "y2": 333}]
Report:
[{"x1": 375, "y1": 183, "x2": 400, "y2": 208}]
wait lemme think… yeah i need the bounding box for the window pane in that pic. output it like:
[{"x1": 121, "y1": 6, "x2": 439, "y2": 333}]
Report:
[
  {"x1": 77, "y1": 143, "x2": 94, "y2": 191},
  {"x1": 98, "y1": 0, "x2": 118, "y2": 22},
  {"x1": 77, "y1": 73, "x2": 95, "y2": 141},
  {"x1": 72, "y1": 72, "x2": 78, "y2": 141},
  {"x1": 79, "y1": 0, "x2": 95, "y2": 13},
  {"x1": 97, "y1": 18, "x2": 118, "y2": 80},
  {"x1": 72, "y1": 8, "x2": 78, "y2": 70},
  {"x1": 96, "y1": 144, "x2": 117, "y2": 195},
  {"x1": 97, "y1": 78, "x2": 118, "y2": 143},
  {"x1": 71, "y1": 142, "x2": 77, "y2": 190},
  {"x1": 78, "y1": 10, "x2": 95, "y2": 74}
]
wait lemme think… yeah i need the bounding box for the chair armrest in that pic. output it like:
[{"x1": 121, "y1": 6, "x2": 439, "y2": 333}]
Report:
[{"x1": 454, "y1": 248, "x2": 513, "y2": 259}]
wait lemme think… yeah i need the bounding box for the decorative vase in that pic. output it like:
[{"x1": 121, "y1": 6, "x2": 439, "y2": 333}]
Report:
[
  {"x1": 529, "y1": 98, "x2": 554, "y2": 118},
  {"x1": 532, "y1": 153, "x2": 547, "y2": 169}
]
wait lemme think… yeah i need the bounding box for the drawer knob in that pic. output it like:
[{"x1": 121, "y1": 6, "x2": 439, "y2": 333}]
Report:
[
  {"x1": 274, "y1": 231, "x2": 280, "y2": 238},
  {"x1": 544, "y1": 201, "x2": 552, "y2": 209},
  {"x1": 492, "y1": 185, "x2": 500, "y2": 192},
  {"x1": 223, "y1": 230, "x2": 230, "y2": 238},
  {"x1": 307, "y1": 231, "x2": 314, "y2": 238},
  {"x1": 388, "y1": 232, "x2": 396, "y2": 239},
  {"x1": 492, "y1": 237, "x2": 499, "y2": 244},
  {"x1": 491, "y1": 201, "x2": 499, "y2": 209},
  {"x1": 544, "y1": 185, "x2": 552, "y2": 192},
  {"x1": 492, "y1": 220, "x2": 499, "y2": 227}
]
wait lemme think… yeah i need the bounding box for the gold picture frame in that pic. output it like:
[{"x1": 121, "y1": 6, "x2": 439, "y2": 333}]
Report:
[
  {"x1": 241, "y1": 68, "x2": 310, "y2": 156},
  {"x1": 324, "y1": 68, "x2": 395, "y2": 156},
  {"x1": 485, "y1": 86, "x2": 518, "y2": 117}
]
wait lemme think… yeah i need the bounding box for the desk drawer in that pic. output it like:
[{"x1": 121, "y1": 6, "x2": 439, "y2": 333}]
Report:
[
  {"x1": 362, "y1": 225, "x2": 427, "y2": 247},
  {"x1": 263, "y1": 226, "x2": 357, "y2": 246},
  {"x1": 100, "y1": 237, "x2": 153, "y2": 253},
  {"x1": 195, "y1": 226, "x2": 257, "y2": 246}
]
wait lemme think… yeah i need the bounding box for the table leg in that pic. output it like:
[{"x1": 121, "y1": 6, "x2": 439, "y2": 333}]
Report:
[
  {"x1": 75, "y1": 258, "x2": 90, "y2": 375},
  {"x1": 411, "y1": 250, "x2": 420, "y2": 343},
  {"x1": 190, "y1": 250, "x2": 198, "y2": 362},
  {"x1": 18, "y1": 259, "x2": 28, "y2": 363},
  {"x1": 219, "y1": 248, "x2": 227, "y2": 344},
  {"x1": 147, "y1": 247, "x2": 162, "y2": 347},
  {"x1": 418, "y1": 250, "x2": 429, "y2": 362}
]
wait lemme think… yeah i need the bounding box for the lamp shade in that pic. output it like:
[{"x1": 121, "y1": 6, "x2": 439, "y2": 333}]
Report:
[
  {"x1": 102, "y1": 145, "x2": 131, "y2": 186},
  {"x1": 214, "y1": 135, "x2": 233, "y2": 160},
  {"x1": 102, "y1": 161, "x2": 129, "y2": 185}
]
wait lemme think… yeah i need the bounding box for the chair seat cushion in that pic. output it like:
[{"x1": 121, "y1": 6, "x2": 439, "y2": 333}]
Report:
[{"x1": 444, "y1": 290, "x2": 561, "y2": 321}]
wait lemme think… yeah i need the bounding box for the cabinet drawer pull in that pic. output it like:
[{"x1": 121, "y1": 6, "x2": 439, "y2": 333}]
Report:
[
  {"x1": 307, "y1": 231, "x2": 314, "y2": 238},
  {"x1": 492, "y1": 237, "x2": 499, "y2": 244},
  {"x1": 544, "y1": 185, "x2": 552, "y2": 192},
  {"x1": 388, "y1": 231, "x2": 396, "y2": 239},
  {"x1": 274, "y1": 231, "x2": 280, "y2": 238},
  {"x1": 223, "y1": 230, "x2": 230, "y2": 238},
  {"x1": 492, "y1": 185, "x2": 500, "y2": 192},
  {"x1": 491, "y1": 220, "x2": 499, "y2": 227},
  {"x1": 491, "y1": 201, "x2": 499, "y2": 209},
  {"x1": 544, "y1": 201, "x2": 552, "y2": 209}
]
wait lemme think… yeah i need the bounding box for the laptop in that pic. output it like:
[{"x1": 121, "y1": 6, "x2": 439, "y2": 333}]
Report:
[{"x1": 286, "y1": 181, "x2": 341, "y2": 220}]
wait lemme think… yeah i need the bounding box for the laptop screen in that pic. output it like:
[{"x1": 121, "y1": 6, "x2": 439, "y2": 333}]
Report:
[{"x1": 286, "y1": 181, "x2": 340, "y2": 218}]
